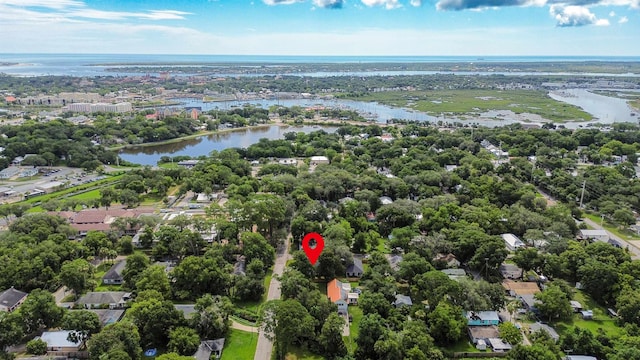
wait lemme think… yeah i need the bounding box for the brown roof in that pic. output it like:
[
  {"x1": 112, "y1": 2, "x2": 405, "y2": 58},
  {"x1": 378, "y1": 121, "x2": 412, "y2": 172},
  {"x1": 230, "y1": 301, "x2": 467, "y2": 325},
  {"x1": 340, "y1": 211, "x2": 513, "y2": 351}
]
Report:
[
  {"x1": 327, "y1": 279, "x2": 342, "y2": 303},
  {"x1": 502, "y1": 280, "x2": 541, "y2": 295},
  {"x1": 468, "y1": 325, "x2": 500, "y2": 340},
  {"x1": 73, "y1": 210, "x2": 108, "y2": 224}
]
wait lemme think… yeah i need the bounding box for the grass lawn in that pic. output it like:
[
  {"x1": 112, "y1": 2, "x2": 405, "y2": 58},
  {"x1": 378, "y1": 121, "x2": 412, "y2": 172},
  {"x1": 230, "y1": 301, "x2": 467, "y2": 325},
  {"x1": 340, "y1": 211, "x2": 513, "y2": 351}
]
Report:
[
  {"x1": 220, "y1": 329, "x2": 258, "y2": 360},
  {"x1": 68, "y1": 189, "x2": 103, "y2": 201},
  {"x1": 552, "y1": 291, "x2": 623, "y2": 338},
  {"x1": 286, "y1": 347, "x2": 325, "y2": 360},
  {"x1": 448, "y1": 339, "x2": 480, "y2": 353},
  {"x1": 345, "y1": 306, "x2": 363, "y2": 355},
  {"x1": 583, "y1": 213, "x2": 640, "y2": 241}
]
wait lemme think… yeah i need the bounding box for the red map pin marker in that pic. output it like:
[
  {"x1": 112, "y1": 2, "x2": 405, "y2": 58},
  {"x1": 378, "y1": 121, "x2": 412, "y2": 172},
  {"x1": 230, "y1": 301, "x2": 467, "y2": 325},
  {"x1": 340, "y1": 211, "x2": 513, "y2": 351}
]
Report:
[{"x1": 302, "y1": 232, "x2": 324, "y2": 265}]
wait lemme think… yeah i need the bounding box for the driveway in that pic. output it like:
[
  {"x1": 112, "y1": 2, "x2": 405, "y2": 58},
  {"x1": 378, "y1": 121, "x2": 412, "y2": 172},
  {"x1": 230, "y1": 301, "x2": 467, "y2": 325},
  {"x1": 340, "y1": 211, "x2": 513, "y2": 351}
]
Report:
[{"x1": 254, "y1": 235, "x2": 292, "y2": 360}]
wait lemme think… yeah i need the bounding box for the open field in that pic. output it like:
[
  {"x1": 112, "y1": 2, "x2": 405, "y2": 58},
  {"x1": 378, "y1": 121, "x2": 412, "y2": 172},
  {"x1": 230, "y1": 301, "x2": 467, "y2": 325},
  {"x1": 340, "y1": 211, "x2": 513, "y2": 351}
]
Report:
[
  {"x1": 348, "y1": 90, "x2": 594, "y2": 122},
  {"x1": 552, "y1": 291, "x2": 623, "y2": 338},
  {"x1": 220, "y1": 329, "x2": 259, "y2": 360}
]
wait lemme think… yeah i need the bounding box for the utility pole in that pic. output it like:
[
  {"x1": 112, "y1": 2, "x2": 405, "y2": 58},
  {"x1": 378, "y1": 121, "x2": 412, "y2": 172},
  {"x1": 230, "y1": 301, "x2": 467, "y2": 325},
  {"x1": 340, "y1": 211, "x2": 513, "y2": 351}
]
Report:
[{"x1": 579, "y1": 180, "x2": 586, "y2": 208}]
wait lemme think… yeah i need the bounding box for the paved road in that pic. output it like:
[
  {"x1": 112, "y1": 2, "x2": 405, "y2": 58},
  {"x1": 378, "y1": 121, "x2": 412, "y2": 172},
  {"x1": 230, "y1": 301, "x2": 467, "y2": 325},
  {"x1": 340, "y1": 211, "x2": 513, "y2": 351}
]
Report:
[
  {"x1": 254, "y1": 235, "x2": 292, "y2": 360},
  {"x1": 582, "y1": 217, "x2": 640, "y2": 260}
]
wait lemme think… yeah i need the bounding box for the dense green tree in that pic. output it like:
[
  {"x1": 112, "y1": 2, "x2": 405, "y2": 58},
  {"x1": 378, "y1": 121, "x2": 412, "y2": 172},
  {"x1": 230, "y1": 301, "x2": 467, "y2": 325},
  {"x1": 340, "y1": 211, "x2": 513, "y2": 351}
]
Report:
[
  {"x1": 499, "y1": 322, "x2": 523, "y2": 345},
  {"x1": 427, "y1": 301, "x2": 466, "y2": 346},
  {"x1": 167, "y1": 327, "x2": 200, "y2": 356},
  {"x1": 59, "y1": 258, "x2": 95, "y2": 299},
  {"x1": 62, "y1": 310, "x2": 102, "y2": 343},
  {"x1": 507, "y1": 344, "x2": 562, "y2": 360},
  {"x1": 534, "y1": 284, "x2": 573, "y2": 322},
  {"x1": 26, "y1": 339, "x2": 47, "y2": 355},
  {"x1": 135, "y1": 265, "x2": 171, "y2": 299},
  {"x1": 0, "y1": 311, "x2": 23, "y2": 352},
  {"x1": 87, "y1": 321, "x2": 142, "y2": 360},
  {"x1": 18, "y1": 289, "x2": 65, "y2": 334},
  {"x1": 191, "y1": 294, "x2": 234, "y2": 340},
  {"x1": 260, "y1": 299, "x2": 315, "y2": 360},
  {"x1": 171, "y1": 256, "x2": 231, "y2": 300},
  {"x1": 318, "y1": 313, "x2": 347, "y2": 359},
  {"x1": 241, "y1": 232, "x2": 275, "y2": 269},
  {"x1": 127, "y1": 296, "x2": 183, "y2": 348},
  {"x1": 122, "y1": 252, "x2": 150, "y2": 290}
]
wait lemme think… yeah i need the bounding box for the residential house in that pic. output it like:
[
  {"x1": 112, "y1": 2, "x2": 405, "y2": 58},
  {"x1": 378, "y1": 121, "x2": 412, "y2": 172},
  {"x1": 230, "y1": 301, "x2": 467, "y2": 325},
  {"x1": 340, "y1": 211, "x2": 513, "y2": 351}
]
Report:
[
  {"x1": 0, "y1": 287, "x2": 28, "y2": 312},
  {"x1": 445, "y1": 165, "x2": 458, "y2": 172},
  {"x1": 278, "y1": 158, "x2": 297, "y2": 166},
  {"x1": 433, "y1": 253, "x2": 460, "y2": 268},
  {"x1": 177, "y1": 160, "x2": 200, "y2": 168},
  {"x1": 38, "y1": 331, "x2": 83, "y2": 352},
  {"x1": 500, "y1": 263, "x2": 523, "y2": 280},
  {"x1": 379, "y1": 196, "x2": 393, "y2": 205},
  {"x1": 193, "y1": 339, "x2": 225, "y2": 360},
  {"x1": 465, "y1": 311, "x2": 500, "y2": 326},
  {"x1": 327, "y1": 279, "x2": 356, "y2": 315},
  {"x1": 468, "y1": 325, "x2": 500, "y2": 344},
  {"x1": 566, "y1": 356, "x2": 598, "y2": 360},
  {"x1": 441, "y1": 268, "x2": 467, "y2": 281},
  {"x1": 502, "y1": 233, "x2": 525, "y2": 251},
  {"x1": 393, "y1": 294, "x2": 413, "y2": 308},
  {"x1": 519, "y1": 294, "x2": 538, "y2": 313},
  {"x1": 347, "y1": 292, "x2": 359, "y2": 305},
  {"x1": 488, "y1": 338, "x2": 512, "y2": 352},
  {"x1": 528, "y1": 322, "x2": 560, "y2": 342},
  {"x1": 102, "y1": 260, "x2": 126, "y2": 285},
  {"x1": 346, "y1": 256, "x2": 364, "y2": 278},
  {"x1": 386, "y1": 254, "x2": 403, "y2": 272},
  {"x1": 570, "y1": 301, "x2": 583, "y2": 313},
  {"x1": 310, "y1": 156, "x2": 330, "y2": 165},
  {"x1": 579, "y1": 229, "x2": 609, "y2": 243},
  {"x1": 77, "y1": 291, "x2": 131, "y2": 309},
  {"x1": 502, "y1": 280, "x2": 541, "y2": 297}
]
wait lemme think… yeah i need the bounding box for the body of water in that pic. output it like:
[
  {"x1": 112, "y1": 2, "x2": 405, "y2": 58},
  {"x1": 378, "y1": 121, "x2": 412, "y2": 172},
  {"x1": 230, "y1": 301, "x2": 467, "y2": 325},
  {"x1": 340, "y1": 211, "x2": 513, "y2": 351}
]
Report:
[
  {"x1": 118, "y1": 125, "x2": 338, "y2": 166},
  {"x1": 548, "y1": 89, "x2": 638, "y2": 123},
  {"x1": 2, "y1": 53, "x2": 640, "y2": 77}
]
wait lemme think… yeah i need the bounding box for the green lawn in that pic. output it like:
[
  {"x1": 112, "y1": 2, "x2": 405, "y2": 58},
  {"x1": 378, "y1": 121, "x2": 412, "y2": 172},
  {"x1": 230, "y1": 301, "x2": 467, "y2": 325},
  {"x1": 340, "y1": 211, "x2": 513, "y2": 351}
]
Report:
[
  {"x1": 345, "y1": 306, "x2": 363, "y2": 355},
  {"x1": 286, "y1": 347, "x2": 325, "y2": 360},
  {"x1": 552, "y1": 291, "x2": 623, "y2": 338},
  {"x1": 449, "y1": 339, "x2": 481, "y2": 353},
  {"x1": 68, "y1": 189, "x2": 103, "y2": 201},
  {"x1": 220, "y1": 329, "x2": 258, "y2": 360}
]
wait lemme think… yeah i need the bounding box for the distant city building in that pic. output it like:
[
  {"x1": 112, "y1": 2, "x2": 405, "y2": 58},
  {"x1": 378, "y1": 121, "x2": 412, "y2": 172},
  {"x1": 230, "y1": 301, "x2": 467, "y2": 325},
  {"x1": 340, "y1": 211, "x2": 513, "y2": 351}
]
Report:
[{"x1": 67, "y1": 102, "x2": 132, "y2": 113}]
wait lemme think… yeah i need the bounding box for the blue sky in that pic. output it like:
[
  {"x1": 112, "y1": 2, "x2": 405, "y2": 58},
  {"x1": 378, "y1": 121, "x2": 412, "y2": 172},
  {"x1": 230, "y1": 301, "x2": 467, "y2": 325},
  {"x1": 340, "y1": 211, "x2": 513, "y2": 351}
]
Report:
[{"x1": 0, "y1": 0, "x2": 637, "y2": 55}]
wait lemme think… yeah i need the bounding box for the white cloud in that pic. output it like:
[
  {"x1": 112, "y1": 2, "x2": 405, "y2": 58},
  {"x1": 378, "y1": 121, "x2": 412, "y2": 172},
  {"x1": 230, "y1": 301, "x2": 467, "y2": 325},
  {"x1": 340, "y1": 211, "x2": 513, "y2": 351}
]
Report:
[
  {"x1": 312, "y1": 0, "x2": 344, "y2": 8},
  {"x1": 550, "y1": 4, "x2": 609, "y2": 26},
  {"x1": 609, "y1": 10, "x2": 615, "y2": 15},
  {"x1": 360, "y1": 0, "x2": 402, "y2": 9},
  {"x1": 410, "y1": 0, "x2": 422, "y2": 6},
  {"x1": 619, "y1": 15, "x2": 629, "y2": 22}
]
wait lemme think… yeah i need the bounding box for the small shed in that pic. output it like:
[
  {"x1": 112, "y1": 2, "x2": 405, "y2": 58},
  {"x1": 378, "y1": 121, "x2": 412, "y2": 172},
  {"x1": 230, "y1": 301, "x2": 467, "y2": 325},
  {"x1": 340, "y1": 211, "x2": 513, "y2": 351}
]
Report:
[
  {"x1": 570, "y1": 300, "x2": 583, "y2": 312},
  {"x1": 581, "y1": 310, "x2": 594, "y2": 320}
]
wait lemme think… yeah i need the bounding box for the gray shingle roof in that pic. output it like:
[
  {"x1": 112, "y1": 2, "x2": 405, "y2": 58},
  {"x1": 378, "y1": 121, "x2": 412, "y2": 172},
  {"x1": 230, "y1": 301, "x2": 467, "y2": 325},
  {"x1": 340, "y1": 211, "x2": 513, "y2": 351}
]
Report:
[
  {"x1": 102, "y1": 260, "x2": 127, "y2": 281},
  {"x1": 0, "y1": 287, "x2": 28, "y2": 310}
]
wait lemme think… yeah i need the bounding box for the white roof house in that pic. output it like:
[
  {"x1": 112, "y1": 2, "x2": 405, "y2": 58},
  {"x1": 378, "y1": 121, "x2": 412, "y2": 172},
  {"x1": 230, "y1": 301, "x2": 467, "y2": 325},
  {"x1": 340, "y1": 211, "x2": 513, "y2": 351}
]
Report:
[
  {"x1": 39, "y1": 331, "x2": 82, "y2": 351},
  {"x1": 502, "y1": 233, "x2": 525, "y2": 251},
  {"x1": 310, "y1": 156, "x2": 329, "y2": 164},
  {"x1": 579, "y1": 229, "x2": 609, "y2": 243}
]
